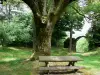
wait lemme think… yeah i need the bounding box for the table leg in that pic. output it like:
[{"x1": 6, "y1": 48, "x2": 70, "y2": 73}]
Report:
[
  {"x1": 72, "y1": 61, "x2": 75, "y2": 66},
  {"x1": 68, "y1": 61, "x2": 76, "y2": 66},
  {"x1": 45, "y1": 62, "x2": 49, "y2": 74},
  {"x1": 67, "y1": 61, "x2": 78, "y2": 73},
  {"x1": 45, "y1": 62, "x2": 48, "y2": 67}
]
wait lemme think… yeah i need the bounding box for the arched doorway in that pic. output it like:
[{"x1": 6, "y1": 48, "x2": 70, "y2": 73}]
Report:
[{"x1": 76, "y1": 37, "x2": 89, "y2": 52}]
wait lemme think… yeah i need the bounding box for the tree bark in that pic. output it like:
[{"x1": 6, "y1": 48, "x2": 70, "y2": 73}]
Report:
[
  {"x1": 35, "y1": 23, "x2": 53, "y2": 56},
  {"x1": 28, "y1": 13, "x2": 58, "y2": 61}
]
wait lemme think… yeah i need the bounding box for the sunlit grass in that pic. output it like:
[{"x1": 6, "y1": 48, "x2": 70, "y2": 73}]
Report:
[
  {"x1": 0, "y1": 47, "x2": 100, "y2": 75},
  {"x1": 0, "y1": 47, "x2": 32, "y2": 59},
  {"x1": 51, "y1": 47, "x2": 100, "y2": 69},
  {"x1": 0, "y1": 47, "x2": 33, "y2": 75},
  {"x1": 51, "y1": 47, "x2": 100, "y2": 75}
]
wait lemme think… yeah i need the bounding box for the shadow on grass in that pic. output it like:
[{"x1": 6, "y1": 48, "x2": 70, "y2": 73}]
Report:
[
  {"x1": 0, "y1": 58, "x2": 33, "y2": 75},
  {"x1": 0, "y1": 47, "x2": 33, "y2": 75},
  {"x1": 0, "y1": 58, "x2": 24, "y2": 64},
  {"x1": 51, "y1": 47, "x2": 68, "y2": 56}
]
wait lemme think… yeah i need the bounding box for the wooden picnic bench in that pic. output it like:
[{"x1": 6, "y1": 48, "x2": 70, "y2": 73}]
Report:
[{"x1": 39, "y1": 56, "x2": 85, "y2": 75}]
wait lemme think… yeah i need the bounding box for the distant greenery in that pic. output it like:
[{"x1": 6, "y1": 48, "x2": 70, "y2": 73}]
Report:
[
  {"x1": 52, "y1": 4, "x2": 84, "y2": 47},
  {"x1": 76, "y1": 37, "x2": 89, "y2": 52},
  {"x1": 0, "y1": 13, "x2": 33, "y2": 47},
  {"x1": 52, "y1": 22, "x2": 67, "y2": 46},
  {"x1": 51, "y1": 47, "x2": 68, "y2": 56}
]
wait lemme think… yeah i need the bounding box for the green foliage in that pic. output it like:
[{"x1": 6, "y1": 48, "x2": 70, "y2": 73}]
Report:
[
  {"x1": 52, "y1": 21, "x2": 67, "y2": 46},
  {"x1": 76, "y1": 37, "x2": 89, "y2": 52},
  {"x1": 0, "y1": 13, "x2": 33, "y2": 46},
  {"x1": 0, "y1": 22, "x2": 9, "y2": 47},
  {"x1": 85, "y1": 1, "x2": 100, "y2": 49},
  {"x1": 87, "y1": 14, "x2": 100, "y2": 49},
  {"x1": 52, "y1": 3, "x2": 84, "y2": 47},
  {"x1": 0, "y1": 1, "x2": 33, "y2": 46},
  {"x1": 64, "y1": 4, "x2": 84, "y2": 31},
  {"x1": 9, "y1": 13, "x2": 32, "y2": 44},
  {"x1": 86, "y1": 0, "x2": 100, "y2": 13}
]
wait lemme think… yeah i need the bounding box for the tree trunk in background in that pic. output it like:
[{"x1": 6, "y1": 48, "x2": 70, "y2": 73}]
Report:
[
  {"x1": 1, "y1": 38, "x2": 5, "y2": 50},
  {"x1": 1, "y1": 39, "x2": 4, "y2": 47},
  {"x1": 69, "y1": 26, "x2": 73, "y2": 52}
]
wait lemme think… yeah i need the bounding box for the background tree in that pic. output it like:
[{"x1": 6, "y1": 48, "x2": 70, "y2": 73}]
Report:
[
  {"x1": 55, "y1": 4, "x2": 84, "y2": 51},
  {"x1": 52, "y1": 20, "x2": 67, "y2": 47},
  {"x1": 0, "y1": 23, "x2": 8, "y2": 48},
  {"x1": 0, "y1": 1, "x2": 33, "y2": 47},
  {"x1": 85, "y1": 0, "x2": 100, "y2": 49},
  {"x1": 5, "y1": 13, "x2": 32, "y2": 46}
]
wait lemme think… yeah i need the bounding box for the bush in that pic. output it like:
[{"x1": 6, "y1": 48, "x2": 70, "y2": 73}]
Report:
[{"x1": 76, "y1": 37, "x2": 89, "y2": 52}]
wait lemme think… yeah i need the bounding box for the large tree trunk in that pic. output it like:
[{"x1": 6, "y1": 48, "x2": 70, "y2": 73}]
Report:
[
  {"x1": 35, "y1": 24, "x2": 52, "y2": 56},
  {"x1": 23, "y1": 0, "x2": 75, "y2": 61},
  {"x1": 28, "y1": 14, "x2": 58, "y2": 61},
  {"x1": 28, "y1": 14, "x2": 57, "y2": 75}
]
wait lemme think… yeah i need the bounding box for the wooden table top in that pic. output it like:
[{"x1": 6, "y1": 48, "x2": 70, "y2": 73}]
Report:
[{"x1": 39, "y1": 56, "x2": 83, "y2": 62}]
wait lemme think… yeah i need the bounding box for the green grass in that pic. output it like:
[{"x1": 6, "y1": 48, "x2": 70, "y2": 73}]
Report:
[
  {"x1": 0, "y1": 47, "x2": 33, "y2": 75},
  {"x1": 77, "y1": 54, "x2": 100, "y2": 71},
  {"x1": 51, "y1": 47, "x2": 68, "y2": 56},
  {"x1": 0, "y1": 47, "x2": 100, "y2": 75},
  {"x1": 51, "y1": 47, "x2": 100, "y2": 74}
]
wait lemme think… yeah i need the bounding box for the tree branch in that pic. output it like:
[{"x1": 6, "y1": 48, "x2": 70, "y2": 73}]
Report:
[
  {"x1": 54, "y1": 0, "x2": 75, "y2": 15},
  {"x1": 22, "y1": 0, "x2": 42, "y2": 18},
  {"x1": 71, "y1": 6, "x2": 92, "y2": 22},
  {"x1": 43, "y1": 0, "x2": 47, "y2": 15},
  {"x1": 54, "y1": 0, "x2": 60, "y2": 7},
  {"x1": 71, "y1": 6, "x2": 86, "y2": 17}
]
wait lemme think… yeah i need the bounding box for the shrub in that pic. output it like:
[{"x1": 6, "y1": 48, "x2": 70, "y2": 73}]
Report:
[{"x1": 76, "y1": 37, "x2": 89, "y2": 52}]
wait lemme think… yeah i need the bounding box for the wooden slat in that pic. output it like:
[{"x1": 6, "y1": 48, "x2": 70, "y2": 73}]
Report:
[
  {"x1": 39, "y1": 66, "x2": 85, "y2": 71},
  {"x1": 39, "y1": 56, "x2": 83, "y2": 62},
  {"x1": 43, "y1": 73, "x2": 84, "y2": 75},
  {"x1": 44, "y1": 74, "x2": 68, "y2": 75}
]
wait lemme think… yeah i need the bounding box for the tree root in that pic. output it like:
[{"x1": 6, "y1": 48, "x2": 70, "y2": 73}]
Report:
[
  {"x1": 26, "y1": 52, "x2": 37, "y2": 61},
  {"x1": 21, "y1": 52, "x2": 37, "y2": 64}
]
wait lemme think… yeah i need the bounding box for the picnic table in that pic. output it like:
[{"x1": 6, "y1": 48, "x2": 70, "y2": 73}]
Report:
[{"x1": 39, "y1": 56, "x2": 84, "y2": 75}]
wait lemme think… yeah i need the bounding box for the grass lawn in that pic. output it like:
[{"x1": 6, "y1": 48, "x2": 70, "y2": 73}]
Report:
[
  {"x1": 0, "y1": 47, "x2": 33, "y2": 75},
  {"x1": 51, "y1": 47, "x2": 100, "y2": 75},
  {"x1": 0, "y1": 47, "x2": 100, "y2": 75}
]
